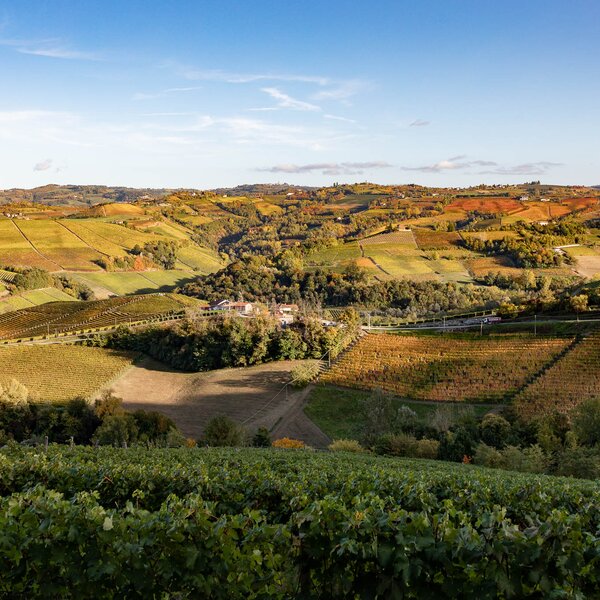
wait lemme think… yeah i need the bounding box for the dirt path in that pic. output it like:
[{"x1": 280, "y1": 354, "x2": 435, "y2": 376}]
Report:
[
  {"x1": 104, "y1": 357, "x2": 327, "y2": 442},
  {"x1": 270, "y1": 384, "x2": 331, "y2": 448}
]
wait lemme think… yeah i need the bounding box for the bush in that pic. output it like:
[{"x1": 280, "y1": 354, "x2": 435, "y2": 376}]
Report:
[
  {"x1": 554, "y1": 447, "x2": 600, "y2": 479},
  {"x1": 272, "y1": 437, "x2": 305, "y2": 449},
  {"x1": 290, "y1": 362, "x2": 321, "y2": 388},
  {"x1": 94, "y1": 414, "x2": 139, "y2": 447},
  {"x1": 252, "y1": 427, "x2": 271, "y2": 448},
  {"x1": 501, "y1": 445, "x2": 547, "y2": 474},
  {"x1": 571, "y1": 397, "x2": 600, "y2": 447},
  {"x1": 0, "y1": 379, "x2": 29, "y2": 406},
  {"x1": 473, "y1": 442, "x2": 504, "y2": 468},
  {"x1": 328, "y1": 439, "x2": 365, "y2": 453},
  {"x1": 413, "y1": 438, "x2": 440, "y2": 459},
  {"x1": 202, "y1": 416, "x2": 246, "y2": 447},
  {"x1": 479, "y1": 413, "x2": 511, "y2": 448}
]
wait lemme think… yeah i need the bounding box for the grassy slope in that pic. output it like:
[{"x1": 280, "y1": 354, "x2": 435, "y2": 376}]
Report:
[{"x1": 305, "y1": 384, "x2": 492, "y2": 440}]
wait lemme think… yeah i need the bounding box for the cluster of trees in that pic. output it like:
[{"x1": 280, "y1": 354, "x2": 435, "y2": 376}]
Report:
[
  {"x1": 1, "y1": 266, "x2": 94, "y2": 300},
  {"x1": 349, "y1": 389, "x2": 600, "y2": 479},
  {"x1": 101, "y1": 313, "x2": 356, "y2": 372},
  {"x1": 0, "y1": 382, "x2": 188, "y2": 448},
  {"x1": 464, "y1": 221, "x2": 585, "y2": 268},
  {"x1": 180, "y1": 255, "x2": 510, "y2": 317},
  {"x1": 131, "y1": 240, "x2": 179, "y2": 270},
  {"x1": 96, "y1": 240, "x2": 180, "y2": 271}
]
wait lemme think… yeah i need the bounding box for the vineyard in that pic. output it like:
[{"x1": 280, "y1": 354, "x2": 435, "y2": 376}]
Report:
[
  {"x1": 514, "y1": 332, "x2": 600, "y2": 420},
  {"x1": 0, "y1": 293, "x2": 189, "y2": 341},
  {"x1": 0, "y1": 346, "x2": 135, "y2": 401},
  {"x1": 320, "y1": 333, "x2": 573, "y2": 403},
  {"x1": 0, "y1": 446, "x2": 599, "y2": 598}
]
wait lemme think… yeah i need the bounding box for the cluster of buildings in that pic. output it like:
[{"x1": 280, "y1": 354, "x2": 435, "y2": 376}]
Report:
[{"x1": 207, "y1": 299, "x2": 299, "y2": 325}]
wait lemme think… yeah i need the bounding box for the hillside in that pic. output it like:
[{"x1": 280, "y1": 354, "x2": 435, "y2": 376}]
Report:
[{"x1": 1, "y1": 446, "x2": 599, "y2": 598}]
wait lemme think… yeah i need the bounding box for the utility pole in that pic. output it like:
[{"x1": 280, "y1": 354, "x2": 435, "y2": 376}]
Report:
[{"x1": 534, "y1": 314, "x2": 537, "y2": 337}]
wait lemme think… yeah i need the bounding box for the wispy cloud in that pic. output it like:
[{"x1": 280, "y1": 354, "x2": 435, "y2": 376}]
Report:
[
  {"x1": 0, "y1": 37, "x2": 100, "y2": 60},
  {"x1": 479, "y1": 162, "x2": 563, "y2": 176},
  {"x1": 261, "y1": 87, "x2": 321, "y2": 112},
  {"x1": 409, "y1": 119, "x2": 430, "y2": 127},
  {"x1": 171, "y1": 64, "x2": 330, "y2": 86},
  {"x1": 402, "y1": 156, "x2": 561, "y2": 176},
  {"x1": 133, "y1": 86, "x2": 203, "y2": 101},
  {"x1": 324, "y1": 114, "x2": 357, "y2": 124},
  {"x1": 402, "y1": 156, "x2": 497, "y2": 173},
  {"x1": 33, "y1": 158, "x2": 53, "y2": 171},
  {"x1": 312, "y1": 80, "x2": 367, "y2": 101},
  {"x1": 164, "y1": 62, "x2": 368, "y2": 104},
  {"x1": 258, "y1": 161, "x2": 392, "y2": 176}
]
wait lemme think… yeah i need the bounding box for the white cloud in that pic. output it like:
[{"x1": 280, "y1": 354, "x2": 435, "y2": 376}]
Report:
[
  {"x1": 33, "y1": 158, "x2": 53, "y2": 171},
  {"x1": 170, "y1": 64, "x2": 330, "y2": 86},
  {"x1": 324, "y1": 114, "x2": 357, "y2": 124},
  {"x1": 312, "y1": 80, "x2": 367, "y2": 101},
  {"x1": 409, "y1": 119, "x2": 430, "y2": 127},
  {"x1": 479, "y1": 162, "x2": 563, "y2": 176},
  {"x1": 0, "y1": 37, "x2": 100, "y2": 60},
  {"x1": 259, "y1": 161, "x2": 392, "y2": 175},
  {"x1": 133, "y1": 87, "x2": 203, "y2": 101},
  {"x1": 261, "y1": 87, "x2": 321, "y2": 112},
  {"x1": 403, "y1": 156, "x2": 497, "y2": 173}
]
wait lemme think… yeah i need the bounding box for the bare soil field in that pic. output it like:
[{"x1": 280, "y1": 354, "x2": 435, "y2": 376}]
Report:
[
  {"x1": 106, "y1": 357, "x2": 329, "y2": 444},
  {"x1": 575, "y1": 255, "x2": 600, "y2": 278}
]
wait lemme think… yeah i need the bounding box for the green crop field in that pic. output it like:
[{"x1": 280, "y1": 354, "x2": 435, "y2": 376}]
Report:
[
  {"x1": 0, "y1": 345, "x2": 135, "y2": 401},
  {"x1": 0, "y1": 220, "x2": 58, "y2": 270},
  {"x1": 71, "y1": 270, "x2": 196, "y2": 295},
  {"x1": 59, "y1": 220, "x2": 130, "y2": 257},
  {"x1": 177, "y1": 245, "x2": 224, "y2": 273},
  {"x1": 1, "y1": 446, "x2": 599, "y2": 597},
  {"x1": 0, "y1": 288, "x2": 77, "y2": 315},
  {"x1": 362, "y1": 246, "x2": 435, "y2": 277},
  {"x1": 306, "y1": 243, "x2": 362, "y2": 267},
  {"x1": 15, "y1": 220, "x2": 104, "y2": 271}
]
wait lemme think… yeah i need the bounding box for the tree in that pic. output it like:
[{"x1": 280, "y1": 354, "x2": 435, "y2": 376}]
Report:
[
  {"x1": 0, "y1": 379, "x2": 29, "y2": 406},
  {"x1": 572, "y1": 398, "x2": 600, "y2": 447},
  {"x1": 203, "y1": 415, "x2": 245, "y2": 447},
  {"x1": 94, "y1": 414, "x2": 139, "y2": 447},
  {"x1": 569, "y1": 294, "x2": 589, "y2": 320},
  {"x1": 479, "y1": 413, "x2": 511, "y2": 448}
]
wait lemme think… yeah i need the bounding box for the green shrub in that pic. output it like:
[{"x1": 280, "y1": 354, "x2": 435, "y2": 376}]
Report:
[
  {"x1": 93, "y1": 414, "x2": 139, "y2": 447},
  {"x1": 413, "y1": 438, "x2": 440, "y2": 459},
  {"x1": 571, "y1": 397, "x2": 600, "y2": 447},
  {"x1": 290, "y1": 361, "x2": 321, "y2": 388},
  {"x1": 328, "y1": 439, "x2": 365, "y2": 453},
  {"x1": 501, "y1": 445, "x2": 547, "y2": 474},
  {"x1": 554, "y1": 447, "x2": 600, "y2": 479},
  {"x1": 473, "y1": 442, "x2": 504, "y2": 468},
  {"x1": 202, "y1": 415, "x2": 246, "y2": 447},
  {"x1": 479, "y1": 413, "x2": 511, "y2": 448},
  {"x1": 252, "y1": 427, "x2": 271, "y2": 448}
]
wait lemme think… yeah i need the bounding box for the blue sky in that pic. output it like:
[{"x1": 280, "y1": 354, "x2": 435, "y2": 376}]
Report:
[{"x1": 0, "y1": 0, "x2": 599, "y2": 189}]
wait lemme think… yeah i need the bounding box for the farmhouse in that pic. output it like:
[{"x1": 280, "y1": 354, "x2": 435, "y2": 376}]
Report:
[{"x1": 209, "y1": 299, "x2": 255, "y2": 315}]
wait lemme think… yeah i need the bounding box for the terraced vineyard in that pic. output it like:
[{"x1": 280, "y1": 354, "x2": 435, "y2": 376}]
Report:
[
  {"x1": 320, "y1": 333, "x2": 572, "y2": 402},
  {"x1": 0, "y1": 270, "x2": 17, "y2": 283},
  {"x1": 0, "y1": 293, "x2": 189, "y2": 341},
  {"x1": 514, "y1": 332, "x2": 600, "y2": 420},
  {"x1": 0, "y1": 346, "x2": 135, "y2": 401}
]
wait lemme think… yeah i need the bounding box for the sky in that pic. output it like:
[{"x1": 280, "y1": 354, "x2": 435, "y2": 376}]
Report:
[{"x1": 0, "y1": 0, "x2": 599, "y2": 189}]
